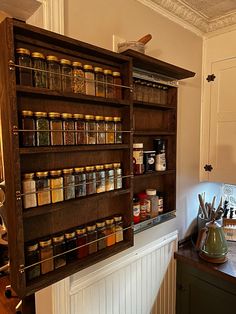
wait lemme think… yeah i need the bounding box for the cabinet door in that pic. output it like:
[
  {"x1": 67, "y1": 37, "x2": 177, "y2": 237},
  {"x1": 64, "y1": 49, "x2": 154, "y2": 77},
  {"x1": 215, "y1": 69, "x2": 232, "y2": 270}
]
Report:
[{"x1": 208, "y1": 58, "x2": 236, "y2": 183}]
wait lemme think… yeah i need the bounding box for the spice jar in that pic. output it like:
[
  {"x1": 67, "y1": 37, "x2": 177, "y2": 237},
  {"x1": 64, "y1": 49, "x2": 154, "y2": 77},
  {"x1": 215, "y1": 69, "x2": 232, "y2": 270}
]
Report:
[
  {"x1": 87, "y1": 224, "x2": 98, "y2": 254},
  {"x1": 25, "y1": 242, "x2": 40, "y2": 281},
  {"x1": 50, "y1": 170, "x2": 63, "y2": 203},
  {"x1": 157, "y1": 191, "x2": 164, "y2": 214},
  {"x1": 133, "y1": 196, "x2": 141, "y2": 224},
  {"x1": 65, "y1": 230, "x2": 77, "y2": 261},
  {"x1": 15, "y1": 47, "x2": 32, "y2": 86},
  {"x1": 96, "y1": 221, "x2": 107, "y2": 250},
  {"x1": 143, "y1": 151, "x2": 155, "y2": 173},
  {"x1": 63, "y1": 168, "x2": 75, "y2": 200},
  {"x1": 46, "y1": 55, "x2": 61, "y2": 91},
  {"x1": 95, "y1": 115, "x2": 105, "y2": 144},
  {"x1": 146, "y1": 189, "x2": 158, "y2": 218},
  {"x1": 53, "y1": 234, "x2": 66, "y2": 269},
  {"x1": 114, "y1": 215, "x2": 123, "y2": 243},
  {"x1": 35, "y1": 171, "x2": 51, "y2": 206},
  {"x1": 113, "y1": 163, "x2": 122, "y2": 190},
  {"x1": 85, "y1": 115, "x2": 96, "y2": 144},
  {"x1": 153, "y1": 138, "x2": 166, "y2": 171},
  {"x1": 113, "y1": 71, "x2": 122, "y2": 99},
  {"x1": 76, "y1": 227, "x2": 88, "y2": 259},
  {"x1": 133, "y1": 143, "x2": 144, "y2": 175},
  {"x1": 105, "y1": 164, "x2": 114, "y2": 191},
  {"x1": 84, "y1": 64, "x2": 95, "y2": 96},
  {"x1": 104, "y1": 69, "x2": 113, "y2": 98},
  {"x1": 60, "y1": 59, "x2": 72, "y2": 92},
  {"x1": 35, "y1": 112, "x2": 50, "y2": 146},
  {"x1": 21, "y1": 110, "x2": 35, "y2": 147},
  {"x1": 105, "y1": 116, "x2": 115, "y2": 144},
  {"x1": 113, "y1": 117, "x2": 122, "y2": 144},
  {"x1": 31, "y1": 52, "x2": 47, "y2": 88},
  {"x1": 95, "y1": 165, "x2": 106, "y2": 193},
  {"x1": 49, "y1": 112, "x2": 63, "y2": 146},
  {"x1": 61, "y1": 113, "x2": 75, "y2": 145},
  {"x1": 22, "y1": 173, "x2": 37, "y2": 209},
  {"x1": 105, "y1": 219, "x2": 116, "y2": 246},
  {"x1": 85, "y1": 166, "x2": 96, "y2": 195},
  {"x1": 94, "y1": 67, "x2": 105, "y2": 97},
  {"x1": 39, "y1": 238, "x2": 54, "y2": 275},
  {"x1": 72, "y1": 61, "x2": 85, "y2": 94},
  {"x1": 74, "y1": 167, "x2": 86, "y2": 198},
  {"x1": 138, "y1": 192, "x2": 150, "y2": 221},
  {"x1": 74, "y1": 113, "x2": 85, "y2": 145}
]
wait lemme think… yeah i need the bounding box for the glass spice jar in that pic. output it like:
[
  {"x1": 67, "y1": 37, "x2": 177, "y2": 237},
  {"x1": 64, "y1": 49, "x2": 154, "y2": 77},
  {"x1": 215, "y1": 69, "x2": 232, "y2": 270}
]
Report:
[
  {"x1": 96, "y1": 221, "x2": 107, "y2": 250},
  {"x1": 21, "y1": 110, "x2": 35, "y2": 147},
  {"x1": 105, "y1": 219, "x2": 116, "y2": 246},
  {"x1": 65, "y1": 230, "x2": 77, "y2": 261},
  {"x1": 35, "y1": 111, "x2": 50, "y2": 146},
  {"x1": 60, "y1": 59, "x2": 72, "y2": 93},
  {"x1": 74, "y1": 167, "x2": 86, "y2": 198},
  {"x1": 15, "y1": 47, "x2": 32, "y2": 86},
  {"x1": 72, "y1": 61, "x2": 85, "y2": 94},
  {"x1": 95, "y1": 115, "x2": 105, "y2": 144},
  {"x1": 85, "y1": 115, "x2": 96, "y2": 145},
  {"x1": 35, "y1": 171, "x2": 51, "y2": 206},
  {"x1": 74, "y1": 113, "x2": 86, "y2": 145},
  {"x1": 104, "y1": 69, "x2": 113, "y2": 98},
  {"x1": 39, "y1": 238, "x2": 54, "y2": 275},
  {"x1": 25, "y1": 242, "x2": 40, "y2": 281},
  {"x1": 113, "y1": 71, "x2": 122, "y2": 99},
  {"x1": 114, "y1": 215, "x2": 123, "y2": 243},
  {"x1": 22, "y1": 173, "x2": 37, "y2": 209},
  {"x1": 50, "y1": 170, "x2": 64, "y2": 203},
  {"x1": 76, "y1": 227, "x2": 88, "y2": 259},
  {"x1": 95, "y1": 165, "x2": 106, "y2": 193},
  {"x1": 62, "y1": 168, "x2": 75, "y2": 200},
  {"x1": 46, "y1": 55, "x2": 61, "y2": 91},
  {"x1": 104, "y1": 164, "x2": 114, "y2": 191},
  {"x1": 94, "y1": 67, "x2": 105, "y2": 97},
  {"x1": 113, "y1": 163, "x2": 122, "y2": 190},
  {"x1": 85, "y1": 166, "x2": 96, "y2": 195},
  {"x1": 53, "y1": 234, "x2": 66, "y2": 269},
  {"x1": 61, "y1": 113, "x2": 75, "y2": 145},
  {"x1": 105, "y1": 116, "x2": 115, "y2": 144},
  {"x1": 48, "y1": 112, "x2": 63, "y2": 146},
  {"x1": 146, "y1": 189, "x2": 158, "y2": 218},
  {"x1": 113, "y1": 116, "x2": 122, "y2": 144},
  {"x1": 133, "y1": 143, "x2": 144, "y2": 175},
  {"x1": 87, "y1": 224, "x2": 98, "y2": 254},
  {"x1": 84, "y1": 64, "x2": 95, "y2": 96},
  {"x1": 31, "y1": 52, "x2": 47, "y2": 88}
]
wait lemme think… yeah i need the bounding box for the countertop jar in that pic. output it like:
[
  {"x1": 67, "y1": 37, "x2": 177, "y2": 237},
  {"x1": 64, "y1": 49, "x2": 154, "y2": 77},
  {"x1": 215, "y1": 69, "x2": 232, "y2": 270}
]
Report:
[
  {"x1": 133, "y1": 143, "x2": 144, "y2": 175},
  {"x1": 62, "y1": 168, "x2": 75, "y2": 200},
  {"x1": 74, "y1": 167, "x2": 86, "y2": 198},
  {"x1": 50, "y1": 170, "x2": 64, "y2": 203},
  {"x1": 74, "y1": 113, "x2": 85, "y2": 145},
  {"x1": 85, "y1": 115, "x2": 96, "y2": 144},
  {"x1": 31, "y1": 52, "x2": 47, "y2": 88},
  {"x1": 104, "y1": 69, "x2": 113, "y2": 98},
  {"x1": 96, "y1": 221, "x2": 107, "y2": 250},
  {"x1": 146, "y1": 189, "x2": 158, "y2": 218},
  {"x1": 61, "y1": 113, "x2": 75, "y2": 146},
  {"x1": 25, "y1": 242, "x2": 40, "y2": 281},
  {"x1": 85, "y1": 166, "x2": 96, "y2": 195},
  {"x1": 113, "y1": 163, "x2": 122, "y2": 190},
  {"x1": 16, "y1": 47, "x2": 32, "y2": 86},
  {"x1": 39, "y1": 238, "x2": 54, "y2": 275},
  {"x1": 21, "y1": 110, "x2": 35, "y2": 147},
  {"x1": 53, "y1": 234, "x2": 66, "y2": 269},
  {"x1": 35, "y1": 171, "x2": 51, "y2": 206},
  {"x1": 60, "y1": 58, "x2": 72, "y2": 92},
  {"x1": 65, "y1": 230, "x2": 77, "y2": 261},
  {"x1": 84, "y1": 64, "x2": 95, "y2": 96},
  {"x1": 105, "y1": 164, "x2": 114, "y2": 191},
  {"x1": 105, "y1": 116, "x2": 115, "y2": 144},
  {"x1": 35, "y1": 111, "x2": 50, "y2": 146},
  {"x1": 95, "y1": 115, "x2": 105, "y2": 144},
  {"x1": 46, "y1": 55, "x2": 61, "y2": 91},
  {"x1": 72, "y1": 61, "x2": 85, "y2": 94},
  {"x1": 87, "y1": 224, "x2": 98, "y2": 254},
  {"x1": 114, "y1": 215, "x2": 123, "y2": 243},
  {"x1": 95, "y1": 165, "x2": 106, "y2": 193},
  {"x1": 113, "y1": 116, "x2": 122, "y2": 144},
  {"x1": 94, "y1": 67, "x2": 105, "y2": 97},
  {"x1": 76, "y1": 227, "x2": 88, "y2": 259},
  {"x1": 133, "y1": 196, "x2": 140, "y2": 224},
  {"x1": 113, "y1": 71, "x2": 122, "y2": 99},
  {"x1": 105, "y1": 219, "x2": 116, "y2": 246},
  {"x1": 22, "y1": 173, "x2": 37, "y2": 209},
  {"x1": 49, "y1": 112, "x2": 63, "y2": 146}
]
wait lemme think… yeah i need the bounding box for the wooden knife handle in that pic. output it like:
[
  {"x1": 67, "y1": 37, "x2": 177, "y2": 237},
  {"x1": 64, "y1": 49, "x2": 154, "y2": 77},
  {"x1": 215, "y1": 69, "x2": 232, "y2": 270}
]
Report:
[{"x1": 137, "y1": 34, "x2": 152, "y2": 45}]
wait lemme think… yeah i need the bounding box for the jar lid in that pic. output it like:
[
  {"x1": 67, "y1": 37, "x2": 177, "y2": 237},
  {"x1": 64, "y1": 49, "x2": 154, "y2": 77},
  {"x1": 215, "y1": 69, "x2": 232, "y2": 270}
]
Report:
[
  {"x1": 23, "y1": 173, "x2": 35, "y2": 179},
  {"x1": 60, "y1": 58, "x2": 71, "y2": 65},
  {"x1": 26, "y1": 242, "x2": 38, "y2": 252},
  {"x1": 113, "y1": 163, "x2": 121, "y2": 168},
  {"x1": 114, "y1": 215, "x2": 122, "y2": 222},
  {"x1": 104, "y1": 116, "x2": 113, "y2": 122},
  {"x1": 113, "y1": 116, "x2": 121, "y2": 122},
  {"x1": 22, "y1": 110, "x2": 33, "y2": 117},
  {"x1": 73, "y1": 113, "x2": 84, "y2": 119},
  {"x1": 87, "y1": 224, "x2": 96, "y2": 232},
  {"x1": 65, "y1": 231, "x2": 76, "y2": 239},
  {"x1": 39, "y1": 239, "x2": 52, "y2": 247},
  {"x1": 62, "y1": 168, "x2": 73, "y2": 174},
  {"x1": 72, "y1": 61, "x2": 82, "y2": 67},
  {"x1": 104, "y1": 164, "x2": 113, "y2": 169},
  {"x1": 16, "y1": 48, "x2": 30, "y2": 55},
  {"x1": 35, "y1": 171, "x2": 48, "y2": 177},
  {"x1": 138, "y1": 192, "x2": 147, "y2": 199},
  {"x1": 133, "y1": 143, "x2": 143, "y2": 149},
  {"x1": 61, "y1": 113, "x2": 73, "y2": 119},
  {"x1": 46, "y1": 55, "x2": 59, "y2": 62},
  {"x1": 95, "y1": 165, "x2": 104, "y2": 170},
  {"x1": 31, "y1": 52, "x2": 45, "y2": 59},
  {"x1": 50, "y1": 170, "x2": 62, "y2": 176},
  {"x1": 146, "y1": 189, "x2": 157, "y2": 196},
  {"x1": 83, "y1": 64, "x2": 93, "y2": 70},
  {"x1": 105, "y1": 218, "x2": 114, "y2": 225},
  {"x1": 96, "y1": 221, "x2": 105, "y2": 228},
  {"x1": 74, "y1": 167, "x2": 84, "y2": 172},
  {"x1": 76, "y1": 227, "x2": 86, "y2": 235},
  {"x1": 113, "y1": 71, "x2": 121, "y2": 77},
  {"x1": 95, "y1": 115, "x2": 104, "y2": 121},
  {"x1": 143, "y1": 150, "x2": 156, "y2": 154},
  {"x1": 52, "y1": 234, "x2": 65, "y2": 243},
  {"x1": 48, "y1": 112, "x2": 61, "y2": 118},
  {"x1": 94, "y1": 67, "x2": 103, "y2": 73},
  {"x1": 85, "y1": 114, "x2": 94, "y2": 120},
  {"x1": 34, "y1": 111, "x2": 47, "y2": 117},
  {"x1": 85, "y1": 166, "x2": 95, "y2": 171},
  {"x1": 104, "y1": 69, "x2": 112, "y2": 75}
]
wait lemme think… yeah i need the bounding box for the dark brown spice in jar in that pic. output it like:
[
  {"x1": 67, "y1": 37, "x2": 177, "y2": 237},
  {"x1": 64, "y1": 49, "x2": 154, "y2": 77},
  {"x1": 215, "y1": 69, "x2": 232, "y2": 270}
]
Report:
[
  {"x1": 16, "y1": 48, "x2": 32, "y2": 86},
  {"x1": 21, "y1": 110, "x2": 35, "y2": 147},
  {"x1": 113, "y1": 71, "x2": 122, "y2": 99},
  {"x1": 53, "y1": 234, "x2": 66, "y2": 269},
  {"x1": 94, "y1": 67, "x2": 105, "y2": 97},
  {"x1": 49, "y1": 112, "x2": 63, "y2": 146},
  {"x1": 25, "y1": 242, "x2": 40, "y2": 281},
  {"x1": 74, "y1": 113, "x2": 85, "y2": 144},
  {"x1": 61, "y1": 113, "x2": 75, "y2": 145},
  {"x1": 104, "y1": 69, "x2": 113, "y2": 98},
  {"x1": 87, "y1": 224, "x2": 98, "y2": 254},
  {"x1": 60, "y1": 59, "x2": 72, "y2": 92},
  {"x1": 72, "y1": 61, "x2": 85, "y2": 93}
]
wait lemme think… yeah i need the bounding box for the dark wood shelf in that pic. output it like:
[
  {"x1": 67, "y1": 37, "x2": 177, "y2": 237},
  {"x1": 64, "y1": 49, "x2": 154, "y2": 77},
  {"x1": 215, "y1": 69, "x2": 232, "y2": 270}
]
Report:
[
  {"x1": 16, "y1": 85, "x2": 130, "y2": 107},
  {"x1": 133, "y1": 100, "x2": 176, "y2": 110},
  {"x1": 23, "y1": 189, "x2": 131, "y2": 219},
  {"x1": 20, "y1": 144, "x2": 130, "y2": 155},
  {"x1": 134, "y1": 130, "x2": 175, "y2": 136},
  {"x1": 134, "y1": 170, "x2": 176, "y2": 179}
]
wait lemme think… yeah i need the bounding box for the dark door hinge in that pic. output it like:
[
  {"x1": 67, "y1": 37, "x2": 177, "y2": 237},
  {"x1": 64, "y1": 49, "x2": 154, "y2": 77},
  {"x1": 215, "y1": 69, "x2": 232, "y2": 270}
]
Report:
[
  {"x1": 204, "y1": 164, "x2": 213, "y2": 172},
  {"x1": 206, "y1": 74, "x2": 216, "y2": 82}
]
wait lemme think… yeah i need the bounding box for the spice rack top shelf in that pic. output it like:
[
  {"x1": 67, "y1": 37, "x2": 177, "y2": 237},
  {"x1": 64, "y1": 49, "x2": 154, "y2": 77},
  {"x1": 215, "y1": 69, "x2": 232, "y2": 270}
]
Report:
[
  {"x1": 133, "y1": 100, "x2": 176, "y2": 110},
  {"x1": 134, "y1": 131, "x2": 175, "y2": 136},
  {"x1": 134, "y1": 170, "x2": 176, "y2": 179}
]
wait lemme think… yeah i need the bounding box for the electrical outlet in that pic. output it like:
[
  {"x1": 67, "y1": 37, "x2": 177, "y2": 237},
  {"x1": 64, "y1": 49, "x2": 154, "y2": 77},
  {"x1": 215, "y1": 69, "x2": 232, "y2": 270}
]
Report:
[{"x1": 112, "y1": 34, "x2": 126, "y2": 52}]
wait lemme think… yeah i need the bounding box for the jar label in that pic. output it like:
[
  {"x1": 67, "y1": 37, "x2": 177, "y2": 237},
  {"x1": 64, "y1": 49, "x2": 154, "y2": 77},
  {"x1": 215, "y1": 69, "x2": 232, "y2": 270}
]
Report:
[
  {"x1": 155, "y1": 153, "x2": 166, "y2": 171},
  {"x1": 133, "y1": 204, "x2": 140, "y2": 217},
  {"x1": 133, "y1": 150, "x2": 143, "y2": 165}
]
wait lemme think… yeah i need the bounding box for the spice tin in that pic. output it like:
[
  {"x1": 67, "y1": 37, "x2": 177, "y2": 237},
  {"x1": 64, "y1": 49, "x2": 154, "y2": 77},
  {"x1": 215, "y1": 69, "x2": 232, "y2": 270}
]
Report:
[{"x1": 143, "y1": 150, "x2": 156, "y2": 172}]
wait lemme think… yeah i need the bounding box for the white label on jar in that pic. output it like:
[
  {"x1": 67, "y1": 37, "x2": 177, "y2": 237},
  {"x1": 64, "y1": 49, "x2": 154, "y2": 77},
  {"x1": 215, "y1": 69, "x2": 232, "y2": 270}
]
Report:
[
  {"x1": 133, "y1": 204, "x2": 140, "y2": 216},
  {"x1": 22, "y1": 180, "x2": 37, "y2": 209},
  {"x1": 133, "y1": 150, "x2": 143, "y2": 165},
  {"x1": 148, "y1": 157, "x2": 155, "y2": 165},
  {"x1": 146, "y1": 199, "x2": 151, "y2": 213},
  {"x1": 158, "y1": 198, "x2": 164, "y2": 213},
  {"x1": 155, "y1": 153, "x2": 166, "y2": 171}
]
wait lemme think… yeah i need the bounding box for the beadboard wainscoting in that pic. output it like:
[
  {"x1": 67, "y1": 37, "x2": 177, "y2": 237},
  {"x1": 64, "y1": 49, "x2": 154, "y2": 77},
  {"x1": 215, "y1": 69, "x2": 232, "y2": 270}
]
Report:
[{"x1": 50, "y1": 231, "x2": 178, "y2": 314}]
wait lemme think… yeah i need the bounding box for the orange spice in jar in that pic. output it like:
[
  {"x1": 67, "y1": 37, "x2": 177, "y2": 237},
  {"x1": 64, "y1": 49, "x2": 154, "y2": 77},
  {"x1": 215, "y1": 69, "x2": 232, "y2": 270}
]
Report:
[{"x1": 105, "y1": 218, "x2": 116, "y2": 246}]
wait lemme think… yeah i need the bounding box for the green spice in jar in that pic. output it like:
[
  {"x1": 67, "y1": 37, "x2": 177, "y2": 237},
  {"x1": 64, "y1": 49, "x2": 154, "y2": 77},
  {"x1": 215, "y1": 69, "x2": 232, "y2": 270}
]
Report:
[
  {"x1": 35, "y1": 112, "x2": 50, "y2": 146},
  {"x1": 60, "y1": 59, "x2": 72, "y2": 92},
  {"x1": 31, "y1": 52, "x2": 47, "y2": 88},
  {"x1": 35, "y1": 171, "x2": 51, "y2": 206},
  {"x1": 46, "y1": 55, "x2": 61, "y2": 91}
]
